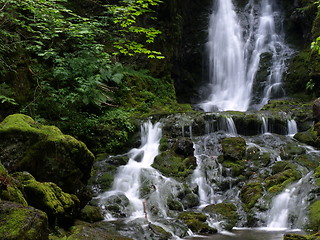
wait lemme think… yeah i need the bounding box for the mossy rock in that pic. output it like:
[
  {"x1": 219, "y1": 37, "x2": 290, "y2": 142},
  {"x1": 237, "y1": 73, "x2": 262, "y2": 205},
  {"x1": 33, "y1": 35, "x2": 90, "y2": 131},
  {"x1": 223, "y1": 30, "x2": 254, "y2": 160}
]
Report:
[
  {"x1": 66, "y1": 221, "x2": 133, "y2": 240},
  {"x1": 202, "y1": 203, "x2": 238, "y2": 231},
  {"x1": 240, "y1": 179, "x2": 263, "y2": 209},
  {"x1": 221, "y1": 161, "x2": 245, "y2": 177},
  {"x1": 283, "y1": 233, "x2": 319, "y2": 240},
  {"x1": 272, "y1": 161, "x2": 298, "y2": 175},
  {"x1": 148, "y1": 223, "x2": 173, "y2": 240},
  {"x1": 152, "y1": 145, "x2": 196, "y2": 181},
  {"x1": 0, "y1": 201, "x2": 49, "y2": 240},
  {"x1": 0, "y1": 161, "x2": 27, "y2": 205},
  {"x1": 294, "y1": 127, "x2": 318, "y2": 147},
  {"x1": 280, "y1": 143, "x2": 306, "y2": 160},
  {"x1": 177, "y1": 212, "x2": 217, "y2": 234},
  {"x1": 0, "y1": 114, "x2": 95, "y2": 204},
  {"x1": 221, "y1": 137, "x2": 246, "y2": 162},
  {"x1": 265, "y1": 169, "x2": 302, "y2": 193},
  {"x1": 308, "y1": 200, "x2": 320, "y2": 232},
  {"x1": 79, "y1": 205, "x2": 104, "y2": 223},
  {"x1": 14, "y1": 172, "x2": 80, "y2": 226},
  {"x1": 294, "y1": 154, "x2": 319, "y2": 170}
]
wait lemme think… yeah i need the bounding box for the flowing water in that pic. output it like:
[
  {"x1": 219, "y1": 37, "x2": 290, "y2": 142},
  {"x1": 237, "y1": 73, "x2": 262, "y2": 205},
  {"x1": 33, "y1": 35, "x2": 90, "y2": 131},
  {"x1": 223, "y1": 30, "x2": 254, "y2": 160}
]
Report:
[{"x1": 200, "y1": 0, "x2": 293, "y2": 112}]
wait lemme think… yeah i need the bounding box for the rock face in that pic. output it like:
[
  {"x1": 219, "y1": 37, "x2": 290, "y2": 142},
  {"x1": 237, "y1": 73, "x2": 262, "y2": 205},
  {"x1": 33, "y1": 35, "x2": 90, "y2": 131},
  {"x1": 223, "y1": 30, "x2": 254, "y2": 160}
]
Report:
[
  {"x1": 0, "y1": 201, "x2": 49, "y2": 240},
  {"x1": 0, "y1": 114, "x2": 95, "y2": 204},
  {"x1": 313, "y1": 97, "x2": 320, "y2": 122}
]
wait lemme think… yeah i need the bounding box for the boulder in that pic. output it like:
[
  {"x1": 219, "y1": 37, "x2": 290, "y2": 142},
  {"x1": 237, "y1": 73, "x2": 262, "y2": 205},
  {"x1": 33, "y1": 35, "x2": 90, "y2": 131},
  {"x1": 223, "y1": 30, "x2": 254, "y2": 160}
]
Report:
[
  {"x1": 202, "y1": 203, "x2": 238, "y2": 231},
  {"x1": 308, "y1": 200, "x2": 320, "y2": 232},
  {"x1": 79, "y1": 205, "x2": 104, "y2": 223},
  {"x1": 0, "y1": 161, "x2": 27, "y2": 205},
  {"x1": 14, "y1": 172, "x2": 80, "y2": 226},
  {"x1": 240, "y1": 179, "x2": 263, "y2": 209},
  {"x1": 313, "y1": 97, "x2": 320, "y2": 122},
  {"x1": 177, "y1": 212, "x2": 217, "y2": 234},
  {"x1": 0, "y1": 114, "x2": 94, "y2": 204},
  {"x1": 221, "y1": 137, "x2": 246, "y2": 161},
  {"x1": 0, "y1": 201, "x2": 49, "y2": 240}
]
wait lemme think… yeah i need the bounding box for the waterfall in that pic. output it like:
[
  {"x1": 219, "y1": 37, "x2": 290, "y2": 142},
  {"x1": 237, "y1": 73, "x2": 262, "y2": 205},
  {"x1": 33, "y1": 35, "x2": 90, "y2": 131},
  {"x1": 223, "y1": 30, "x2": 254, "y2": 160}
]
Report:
[
  {"x1": 200, "y1": 0, "x2": 293, "y2": 112},
  {"x1": 99, "y1": 121, "x2": 162, "y2": 219},
  {"x1": 200, "y1": 0, "x2": 247, "y2": 112},
  {"x1": 266, "y1": 173, "x2": 313, "y2": 230},
  {"x1": 261, "y1": 116, "x2": 269, "y2": 134},
  {"x1": 287, "y1": 119, "x2": 298, "y2": 136}
]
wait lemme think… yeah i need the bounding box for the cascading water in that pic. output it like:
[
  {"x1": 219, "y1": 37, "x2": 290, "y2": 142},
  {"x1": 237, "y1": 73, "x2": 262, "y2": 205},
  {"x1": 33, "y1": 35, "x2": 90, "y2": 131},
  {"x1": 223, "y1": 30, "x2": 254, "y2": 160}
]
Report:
[
  {"x1": 200, "y1": 0, "x2": 293, "y2": 112},
  {"x1": 266, "y1": 172, "x2": 313, "y2": 230},
  {"x1": 98, "y1": 121, "x2": 162, "y2": 219},
  {"x1": 287, "y1": 119, "x2": 298, "y2": 136}
]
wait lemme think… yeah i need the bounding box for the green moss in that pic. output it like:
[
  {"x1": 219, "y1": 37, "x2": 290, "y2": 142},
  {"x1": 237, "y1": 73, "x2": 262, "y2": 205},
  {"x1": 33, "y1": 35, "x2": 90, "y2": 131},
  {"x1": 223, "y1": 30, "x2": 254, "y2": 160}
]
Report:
[
  {"x1": 283, "y1": 233, "x2": 319, "y2": 240},
  {"x1": 15, "y1": 172, "x2": 80, "y2": 225},
  {"x1": 177, "y1": 212, "x2": 217, "y2": 234},
  {"x1": 79, "y1": 205, "x2": 104, "y2": 223},
  {"x1": 221, "y1": 137, "x2": 246, "y2": 161},
  {"x1": 152, "y1": 151, "x2": 196, "y2": 181},
  {"x1": 0, "y1": 201, "x2": 48, "y2": 240},
  {"x1": 221, "y1": 161, "x2": 245, "y2": 177},
  {"x1": 203, "y1": 203, "x2": 238, "y2": 231},
  {"x1": 294, "y1": 154, "x2": 319, "y2": 170},
  {"x1": 265, "y1": 169, "x2": 302, "y2": 193},
  {"x1": 148, "y1": 223, "x2": 172, "y2": 240},
  {"x1": 240, "y1": 179, "x2": 263, "y2": 209},
  {"x1": 308, "y1": 200, "x2": 320, "y2": 231}
]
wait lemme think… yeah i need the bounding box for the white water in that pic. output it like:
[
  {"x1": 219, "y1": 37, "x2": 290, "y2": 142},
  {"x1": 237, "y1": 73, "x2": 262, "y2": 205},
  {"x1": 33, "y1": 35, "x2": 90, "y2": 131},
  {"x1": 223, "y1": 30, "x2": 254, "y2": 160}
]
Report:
[
  {"x1": 287, "y1": 119, "x2": 298, "y2": 136},
  {"x1": 99, "y1": 121, "x2": 162, "y2": 219},
  {"x1": 266, "y1": 173, "x2": 313, "y2": 230},
  {"x1": 261, "y1": 117, "x2": 269, "y2": 134},
  {"x1": 200, "y1": 0, "x2": 293, "y2": 112}
]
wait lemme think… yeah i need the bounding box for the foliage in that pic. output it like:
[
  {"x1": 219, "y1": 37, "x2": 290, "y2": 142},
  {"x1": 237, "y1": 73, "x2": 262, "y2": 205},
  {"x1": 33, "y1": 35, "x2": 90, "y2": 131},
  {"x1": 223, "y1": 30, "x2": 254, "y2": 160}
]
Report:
[{"x1": 107, "y1": 0, "x2": 164, "y2": 58}]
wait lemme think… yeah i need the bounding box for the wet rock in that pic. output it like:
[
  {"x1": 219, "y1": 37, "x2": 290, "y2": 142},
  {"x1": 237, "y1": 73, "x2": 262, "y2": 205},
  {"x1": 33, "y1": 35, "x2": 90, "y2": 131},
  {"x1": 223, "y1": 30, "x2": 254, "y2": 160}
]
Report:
[
  {"x1": 173, "y1": 137, "x2": 194, "y2": 157},
  {"x1": 177, "y1": 212, "x2": 217, "y2": 234},
  {"x1": 240, "y1": 179, "x2": 263, "y2": 209},
  {"x1": 313, "y1": 97, "x2": 320, "y2": 122},
  {"x1": 79, "y1": 205, "x2": 104, "y2": 223},
  {"x1": 0, "y1": 114, "x2": 94, "y2": 205},
  {"x1": 14, "y1": 172, "x2": 80, "y2": 226},
  {"x1": 265, "y1": 169, "x2": 302, "y2": 193},
  {"x1": 308, "y1": 200, "x2": 320, "y2": 232},
  {"x1": 202, "y1": 203, "x2": 238, "y2": 231},
  {"x1": 280, "y1": 142, "x2": 306, "y2": 160},
  {"x1": 0, "y1": 161, "x2": 27, "y2": 205},
  {"x1": 100, "y1": 193, "x2": 130, "y2": 218},
  {"x1": 0, "y1": 201, "x2": 49, "y2": 240},
  {"x1": 221, "y1": 137, "x2": 246, "y2": 161},
  {"x1": 152, "y1": 137, "x2": 197, "y2": 181}
]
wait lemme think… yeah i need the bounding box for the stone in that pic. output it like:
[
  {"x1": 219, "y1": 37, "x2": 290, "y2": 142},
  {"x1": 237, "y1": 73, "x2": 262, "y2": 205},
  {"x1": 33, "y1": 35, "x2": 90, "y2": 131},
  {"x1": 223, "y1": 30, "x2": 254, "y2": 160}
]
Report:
[
  {"x1": 0, "y1": 201, "x2": 49, "y2": 240},
  {"x1": 177, "y1": 212, "x2": 217, "y2": 234},
  {"x1": 0, "y1": 114, "x2": 94, "y2": 205},
  {"x1": 14, "y1": 172, "x2": 80, "y2": 226},
  {"x1": 313, "y1": 97, "x2": 320, "y2": 122},
  {"x1": 202, "y1": 203, "x2": 238, "y2": 231},
  {"x1": 79, "y1": 205, "x2": 104, "y2": 223},
  {"x1": 221, "y1": 137, "x2": 246, "y2": 161}
]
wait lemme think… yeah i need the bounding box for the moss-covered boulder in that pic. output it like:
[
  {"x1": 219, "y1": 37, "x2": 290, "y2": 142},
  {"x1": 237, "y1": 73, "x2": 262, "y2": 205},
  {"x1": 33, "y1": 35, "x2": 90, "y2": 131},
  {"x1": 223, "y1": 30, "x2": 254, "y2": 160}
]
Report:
[
  {"x1": 14, "y1": 172, "x2": 80, "y2": 226},
  {"x1": 0, "y1": 161, "x2": 27, "y2": 205},
  {"x1": 0, "y1": 114, "x2": 95, "y2": 204},
  {"x1": 152, "y1": 137, "x2": 196, "y2": 181},
  {"x1": 65, "y1": 221, "x2": 133, "y2": 240},
  {"x1": 79, "y1": 205, "x2": 104, "y2": 223},
  {"x1": 308, "y1": 200, "x2": 320, "y2": 232},
  {"x1": 280, "y1": 143, "x2": 306, "y2": 160},
  {"x1": 283, "y1": 233, "x2": 319, "y2": 240},
  {"x1": 265, "y1": 169, "x2": 302, "y2": 193},
  {"x1": 221, "y1": 137, "x2": 246, "y2": 162},
  {"x1": 202, "y1": 203, "x2": 238, "y2": 231},
  {"x1": 240, "y1": 179, "x2": 264, "y2": 209},
  {"x1": 294, "y1": 127, "x2": 319, "y2": 147},
  {"x1": 0, "y1": 201, "x2": 49, "y2": 240},
  {"x1": 177, "y1": 212, "x2": 217, "y2": 234}
]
